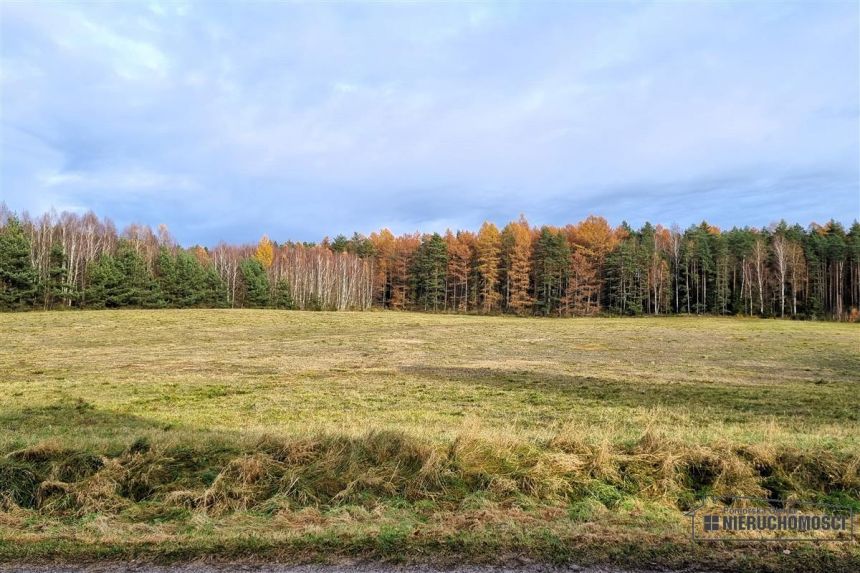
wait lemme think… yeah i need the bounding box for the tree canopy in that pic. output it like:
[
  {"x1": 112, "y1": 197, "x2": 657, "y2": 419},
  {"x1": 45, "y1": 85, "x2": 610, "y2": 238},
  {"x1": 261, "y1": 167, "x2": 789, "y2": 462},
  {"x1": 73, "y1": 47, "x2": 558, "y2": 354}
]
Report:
[{"x1": 2, "y1": 205, "x2": 857, "y2": 320}]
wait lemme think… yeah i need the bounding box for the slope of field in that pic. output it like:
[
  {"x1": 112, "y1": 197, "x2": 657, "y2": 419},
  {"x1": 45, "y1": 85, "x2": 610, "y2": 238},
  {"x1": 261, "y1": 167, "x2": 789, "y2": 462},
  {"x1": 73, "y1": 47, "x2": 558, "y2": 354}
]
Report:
[{"x1": 1, "y1": 310, "x2": 858, "y2": 571}]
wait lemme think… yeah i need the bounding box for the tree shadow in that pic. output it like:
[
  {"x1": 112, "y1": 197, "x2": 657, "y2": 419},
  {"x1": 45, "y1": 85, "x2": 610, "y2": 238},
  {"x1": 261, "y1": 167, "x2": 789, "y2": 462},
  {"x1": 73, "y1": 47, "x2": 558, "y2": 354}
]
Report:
[
  {"x1": 0, "y1": 400, "x2": 243, "y2": 470},
  {"x1": 398, "y1": 365, "x2": 860, "y2": 423},
  {"x1": 0, "y1": 399, "x2": 166, "y2": 437}
]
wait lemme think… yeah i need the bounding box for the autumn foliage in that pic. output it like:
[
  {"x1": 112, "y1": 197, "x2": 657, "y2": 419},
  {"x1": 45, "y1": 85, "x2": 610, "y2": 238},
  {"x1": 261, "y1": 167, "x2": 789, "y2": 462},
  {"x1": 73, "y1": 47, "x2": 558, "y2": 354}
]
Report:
[{"x1": 1, "y1": 203, "x2": 858, "y2": 319}]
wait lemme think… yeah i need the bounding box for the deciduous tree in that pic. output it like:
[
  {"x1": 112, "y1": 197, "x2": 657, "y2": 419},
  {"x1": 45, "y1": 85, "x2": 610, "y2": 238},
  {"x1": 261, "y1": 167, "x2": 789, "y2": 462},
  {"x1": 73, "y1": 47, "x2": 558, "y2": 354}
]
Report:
[{"x1": 476, "y1": 222, "x2": 501, "y2": 313}]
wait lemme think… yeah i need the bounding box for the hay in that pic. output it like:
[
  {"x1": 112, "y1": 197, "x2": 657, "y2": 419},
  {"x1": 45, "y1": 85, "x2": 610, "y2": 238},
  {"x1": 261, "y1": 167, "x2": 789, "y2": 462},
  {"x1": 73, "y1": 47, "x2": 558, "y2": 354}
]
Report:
[{"x1": 5, "y1": 429, "x2": 859, "y2": 519}]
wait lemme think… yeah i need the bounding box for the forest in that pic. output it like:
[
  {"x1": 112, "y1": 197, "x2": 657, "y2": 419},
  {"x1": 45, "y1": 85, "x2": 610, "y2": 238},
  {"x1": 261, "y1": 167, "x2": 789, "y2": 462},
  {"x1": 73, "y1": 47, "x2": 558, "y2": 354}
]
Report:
[{"x1": 1, "y1": 203, "x2": 858, "y2": 319}]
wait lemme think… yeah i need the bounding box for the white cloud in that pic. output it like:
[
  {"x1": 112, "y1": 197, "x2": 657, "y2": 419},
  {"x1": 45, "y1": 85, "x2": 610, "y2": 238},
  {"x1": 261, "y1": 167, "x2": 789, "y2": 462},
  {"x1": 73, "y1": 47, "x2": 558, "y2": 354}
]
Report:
[{"x1": 40, "y1": 169, "x2": 197, "y2": 192}]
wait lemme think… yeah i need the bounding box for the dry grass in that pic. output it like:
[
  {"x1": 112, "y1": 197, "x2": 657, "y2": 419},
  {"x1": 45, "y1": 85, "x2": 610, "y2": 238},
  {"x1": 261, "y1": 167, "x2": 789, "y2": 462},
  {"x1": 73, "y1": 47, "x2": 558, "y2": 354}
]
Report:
[{"x1": 0, "y1": 310, "x2": 858, "y2": 569}]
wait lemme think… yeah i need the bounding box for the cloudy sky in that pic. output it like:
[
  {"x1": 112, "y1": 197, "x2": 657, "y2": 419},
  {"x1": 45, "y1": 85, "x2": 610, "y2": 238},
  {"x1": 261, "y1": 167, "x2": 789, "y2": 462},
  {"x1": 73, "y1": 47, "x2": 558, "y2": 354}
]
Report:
[{"x1": 1, "y1": 1, "x2": 858, "y2": 245}]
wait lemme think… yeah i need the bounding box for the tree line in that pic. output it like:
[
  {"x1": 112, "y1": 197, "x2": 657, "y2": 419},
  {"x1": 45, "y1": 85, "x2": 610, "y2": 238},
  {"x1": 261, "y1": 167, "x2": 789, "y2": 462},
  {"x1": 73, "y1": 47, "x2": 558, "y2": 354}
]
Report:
[
  {"x1": 0, "y1": 205, "x2": 372, "y2": 312},
  {"x1": 1, "y1": 204, "x2": 858, "y2": 320}
]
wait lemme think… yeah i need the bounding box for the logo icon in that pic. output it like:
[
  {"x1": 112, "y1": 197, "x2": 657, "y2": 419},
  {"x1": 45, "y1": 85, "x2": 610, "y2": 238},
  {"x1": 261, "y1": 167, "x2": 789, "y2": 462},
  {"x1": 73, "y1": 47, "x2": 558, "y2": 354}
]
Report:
[{"x1": 703, "y1": 514, "x2": 720, "y2": 531}]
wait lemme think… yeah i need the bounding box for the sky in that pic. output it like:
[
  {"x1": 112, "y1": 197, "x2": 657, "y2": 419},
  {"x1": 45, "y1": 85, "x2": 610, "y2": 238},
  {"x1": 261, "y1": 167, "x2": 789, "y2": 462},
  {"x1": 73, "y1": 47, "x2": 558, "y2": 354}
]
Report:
[{"x1": 1, "y1": 1, "x2": 858, "y2": 246}]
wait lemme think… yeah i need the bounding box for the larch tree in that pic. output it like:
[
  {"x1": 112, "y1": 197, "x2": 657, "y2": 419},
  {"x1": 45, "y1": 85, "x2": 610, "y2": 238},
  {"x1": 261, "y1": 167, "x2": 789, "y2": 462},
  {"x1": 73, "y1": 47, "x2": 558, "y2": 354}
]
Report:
[
  {"x1": 566, "y1": 216, "x2": 618, "y2": 314},
  {"x1": 389, "y1": 233, "x2": 420, "y2": 310},
  {"x1": 445, "y1": 230, "x2": 472, "y2": 312},
  {"x1": 476, "y1": 221, "x2": 501, "y2": 313},
  {"x1": 369, "y1": 229, "x2": 396, "y2": 308},
  {"x1": 501, "y1": 215, "x2": 533, "y2": 314},
  {"x1": 255, "y1": 235, "x2": 275, "y2": 270}
]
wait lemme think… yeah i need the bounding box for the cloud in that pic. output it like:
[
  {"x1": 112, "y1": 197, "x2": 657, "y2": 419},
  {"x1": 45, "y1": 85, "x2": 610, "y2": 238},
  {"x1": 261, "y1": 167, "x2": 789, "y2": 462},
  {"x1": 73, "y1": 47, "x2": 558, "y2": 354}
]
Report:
[
  {"x1": 1, "y1": 0, "x2": 857, "y2": 246},
  {"x1": 40, "y1": 169, "x2": 197, "y2": 192}
]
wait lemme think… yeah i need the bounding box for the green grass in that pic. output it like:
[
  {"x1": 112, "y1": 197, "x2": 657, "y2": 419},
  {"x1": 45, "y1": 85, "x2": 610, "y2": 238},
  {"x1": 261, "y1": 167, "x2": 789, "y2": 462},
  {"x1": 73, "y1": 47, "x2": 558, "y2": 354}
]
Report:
[{"x1": 1, "y1": 310, "x2": 858, "y2": 571}]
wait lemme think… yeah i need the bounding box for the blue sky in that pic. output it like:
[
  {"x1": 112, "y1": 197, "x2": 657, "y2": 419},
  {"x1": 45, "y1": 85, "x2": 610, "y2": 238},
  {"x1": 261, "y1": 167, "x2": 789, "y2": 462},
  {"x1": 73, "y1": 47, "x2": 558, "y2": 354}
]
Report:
[{"x1": 1, "y1": 1, "x2": 858, "y2": 245}]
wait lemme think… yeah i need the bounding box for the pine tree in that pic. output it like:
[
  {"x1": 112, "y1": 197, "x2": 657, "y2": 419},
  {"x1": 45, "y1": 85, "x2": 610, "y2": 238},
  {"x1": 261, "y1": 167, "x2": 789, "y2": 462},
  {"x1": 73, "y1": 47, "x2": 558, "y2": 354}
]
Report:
[
  {"x1": 239, "y1": 258, "x2": 270, "y2": 308},
  {"x1": 605, "y1": 224, "x2": 639, "y2": 315},
  {"x1": 157, "y1": 248, "x2": 219, "y2": 308},
  {"x1": 86, "y1": 243, "x2": 163, "y2": 308},
  {"x1": 156, "y1": 247, "x2": 179, "y2": 306},
  {"x1": 411, "y1": 233, "x2": 448, "y2": 311},
  {"x1": 175, "y1": 250, "x2": 208, "y2": 307},
  {"x1": 803, "y1": 225, "x2": 828, "y2": 318},
  {"x1": 201, "y1": 266, "x2": 229, "y2": 308},
  {"x1": 43, "y1": 243, "x2": 68, "y2": 309},
  {"x1": 710, "y1": 230, "x2": 730, "y2": 315},
  {"x1": 824, "y1": 221, "x2": 848, "y2": 318},
  {"x1": 273, "y1": 279, "x2": 294, "y2": 309},
  {"x1": 726, "y1": 227, "x2": 755, "y2": 315},
  {"x1": 350, "y1": 232, "x2": 376, "y2": 258},
  {"x1": 847, "y1": 221, "x2": 860, "y2": 316},
  {"x1": 331, "y1": 234, "x2": 350, "y2": 253},
  {"x1": 534, "y1": 227, "x2": 570, "y2": 316},
  {"x1": 0, "y1": 217, "x2": 39, "y2": 310}
]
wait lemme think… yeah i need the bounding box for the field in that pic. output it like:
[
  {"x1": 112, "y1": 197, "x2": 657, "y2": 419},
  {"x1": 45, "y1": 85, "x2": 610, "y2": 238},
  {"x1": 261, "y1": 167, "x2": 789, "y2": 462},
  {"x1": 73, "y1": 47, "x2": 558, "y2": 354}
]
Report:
[{"x1": 1, "y1": 310, "x2": 859, "y2": 571}]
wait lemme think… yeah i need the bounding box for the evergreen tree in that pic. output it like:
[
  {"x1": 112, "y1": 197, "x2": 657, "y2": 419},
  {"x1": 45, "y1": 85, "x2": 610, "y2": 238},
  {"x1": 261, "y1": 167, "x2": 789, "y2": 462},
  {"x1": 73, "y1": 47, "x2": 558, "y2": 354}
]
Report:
[
  {"x1": 331, "y1": 234, "x2": 350, "y2": 253},
  {"x1": 239, "y1": 258, "x2": 270, "y2": 308},
  {"x1": 43, "y1": 243, "x2": 68, "y2": 309},
  {"x1": 156, "y1": 248, "x2": 180, "y2": 306},
  {"x1": 157, "y1": 248, "x2": 223, "y2": 308},
  {"x1": 824, "y1": 221, "x2": 848, "y2": 318},
  {"x1": 86, "y1": 243, "x2": 163, "y2": 308},
  {"x1": 0, "y1": 217, "x2": 39, "y2": 310},
  {"x1": 710, "y1": 230, "x2": 730, "y2": 315},
  {"x1": 726, "y1": 227, "x2": 755, "y2": 315},
  {"x1": 273, "y1": 279, "x2": 295, "y2": 309},
  {"x1": 803, "y1": 225, "x2": 828, "y2": 317},
  {"x1": 175, "y1": 250, "x2": 207, "y2": 307},
  {"x1": 689, "y1": 223, "x2": 715, "y2": 314},
  {"x1": 534, "y1": 227, "x2": 570, "y2": 316},
  {"x1": 86, "y1": 255, "x2": 120, "y2": 308},
  {"x1": 350, "y1": 232, "x2": 377, "y2": 258},
  {"x1": 605, "y1": 225, "x2": 639, "y2": 315},
  {"x1": 848, "y1": 221, "x2": 860, "y2": 315},
  {"x1": 411, "y1": 233, "x2": 448, "y2": 311},
  {"x1": 201, "y1": 266, "x2": 229, "y2": 308}
]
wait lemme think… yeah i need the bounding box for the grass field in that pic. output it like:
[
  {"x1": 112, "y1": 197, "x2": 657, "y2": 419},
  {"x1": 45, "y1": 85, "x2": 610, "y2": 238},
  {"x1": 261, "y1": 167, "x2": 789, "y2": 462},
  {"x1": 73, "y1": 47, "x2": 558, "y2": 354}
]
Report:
[{"x1": 1, "y1": 310, "x2": 859, "y2": 571}]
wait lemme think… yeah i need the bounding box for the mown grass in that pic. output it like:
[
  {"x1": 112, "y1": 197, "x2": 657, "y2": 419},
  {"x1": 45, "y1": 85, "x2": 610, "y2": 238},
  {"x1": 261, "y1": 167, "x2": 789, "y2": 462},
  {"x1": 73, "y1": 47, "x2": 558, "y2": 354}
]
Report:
[{"x1": 0, "y1": 310, "x2": 858, "y2": 571}]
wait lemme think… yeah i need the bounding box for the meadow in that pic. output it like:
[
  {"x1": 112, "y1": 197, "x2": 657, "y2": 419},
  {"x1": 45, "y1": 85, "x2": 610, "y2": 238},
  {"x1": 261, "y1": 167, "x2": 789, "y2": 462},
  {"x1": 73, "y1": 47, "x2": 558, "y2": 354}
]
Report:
[{"x1": 1, "y1": 310, "x2": 858, "y2": 571}]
